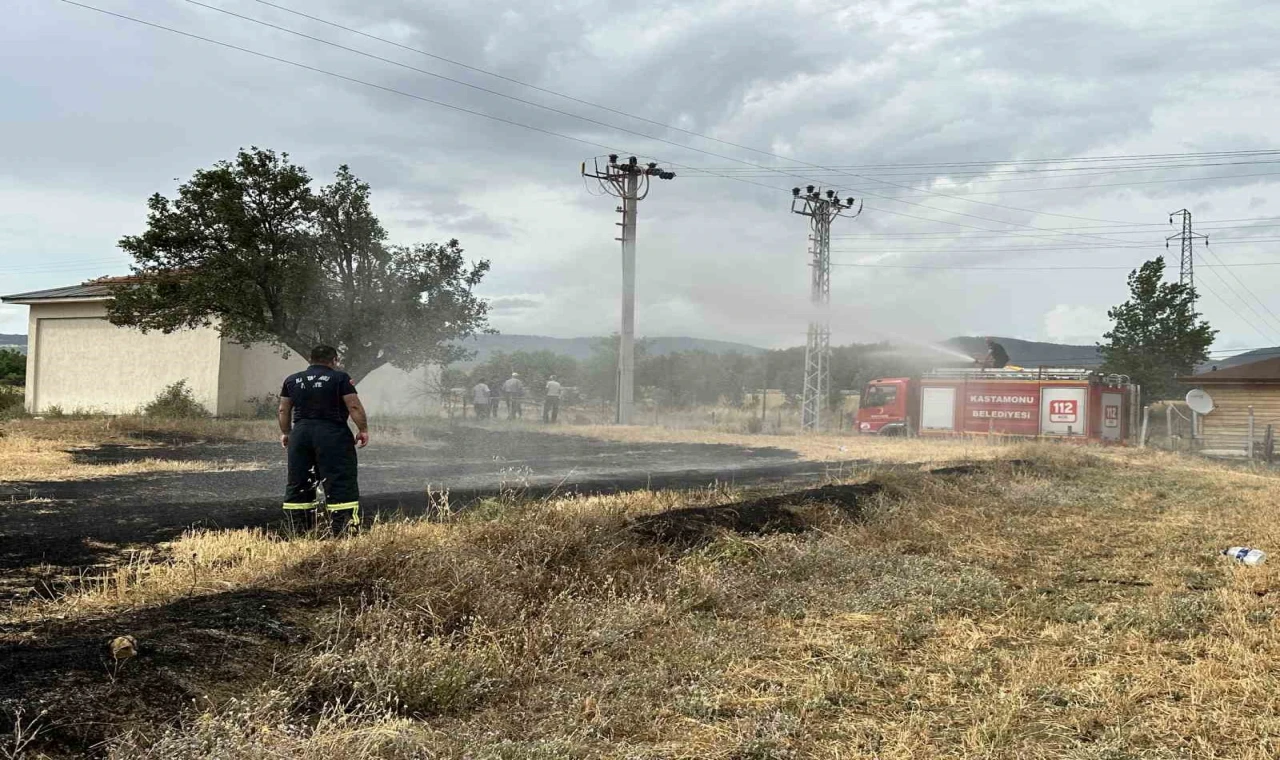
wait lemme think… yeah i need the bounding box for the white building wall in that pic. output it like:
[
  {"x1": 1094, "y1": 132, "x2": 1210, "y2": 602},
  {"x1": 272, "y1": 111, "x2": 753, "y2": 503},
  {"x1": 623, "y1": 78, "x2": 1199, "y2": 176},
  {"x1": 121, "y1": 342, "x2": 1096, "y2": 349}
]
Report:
[
  {"x1": 23, "y1": 307, "x2": 36, "y2": 413},
  {"x1": 217, "y1": 340, "x2": 303, "y2": 416},
  {"x1": 26, "y1": 301, "x2": 222, "y2": 414},
  {"x1": 19, "y1": 298, "x2": 446, "y2": 418}
]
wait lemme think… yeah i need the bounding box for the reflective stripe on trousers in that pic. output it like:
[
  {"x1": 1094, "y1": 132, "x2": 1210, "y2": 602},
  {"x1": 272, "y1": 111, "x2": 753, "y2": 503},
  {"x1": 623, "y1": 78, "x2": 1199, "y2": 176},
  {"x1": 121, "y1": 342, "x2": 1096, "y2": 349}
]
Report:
[{"x1": 327, "y1": 501, "x2": 361, "y2": 526}]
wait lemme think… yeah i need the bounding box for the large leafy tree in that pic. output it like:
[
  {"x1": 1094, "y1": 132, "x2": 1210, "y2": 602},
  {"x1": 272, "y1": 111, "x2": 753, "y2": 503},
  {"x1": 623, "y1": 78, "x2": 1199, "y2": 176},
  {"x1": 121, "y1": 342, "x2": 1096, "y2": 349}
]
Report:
[
  {"x1": 1099, "y1": 257, "x2": 1216, "y2": 402},
  {"x1": 109, "y1": 148, "x2": 490, "y2": 383}
]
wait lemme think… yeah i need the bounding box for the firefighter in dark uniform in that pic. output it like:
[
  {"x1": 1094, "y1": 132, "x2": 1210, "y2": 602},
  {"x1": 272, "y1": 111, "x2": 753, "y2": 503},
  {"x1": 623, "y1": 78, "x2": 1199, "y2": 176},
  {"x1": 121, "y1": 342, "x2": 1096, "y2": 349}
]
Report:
[
  {"x1": 979, "y1": 337, "x2": 1010, "y2": 369},
  {"x1": 278, "y1": 345, "x2": 369, "y2": 535}
]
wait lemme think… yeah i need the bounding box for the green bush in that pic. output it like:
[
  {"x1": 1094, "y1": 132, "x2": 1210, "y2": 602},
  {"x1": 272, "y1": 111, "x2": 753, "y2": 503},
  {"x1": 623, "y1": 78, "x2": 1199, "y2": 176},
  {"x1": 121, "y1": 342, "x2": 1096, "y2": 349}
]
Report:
[
  {"x1": 143, "y1": 380, "x2": 210, "y2": 418},
  {"x1": 0, "y1": 348, "x2": 23, "y2": 386}
]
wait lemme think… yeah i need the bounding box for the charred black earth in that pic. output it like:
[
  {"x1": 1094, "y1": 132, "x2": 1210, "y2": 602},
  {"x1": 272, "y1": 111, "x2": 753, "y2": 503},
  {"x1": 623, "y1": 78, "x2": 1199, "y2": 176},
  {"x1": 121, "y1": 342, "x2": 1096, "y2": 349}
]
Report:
[{"x1": 0, "y1": 425, "x2": 862, "y2": 585}]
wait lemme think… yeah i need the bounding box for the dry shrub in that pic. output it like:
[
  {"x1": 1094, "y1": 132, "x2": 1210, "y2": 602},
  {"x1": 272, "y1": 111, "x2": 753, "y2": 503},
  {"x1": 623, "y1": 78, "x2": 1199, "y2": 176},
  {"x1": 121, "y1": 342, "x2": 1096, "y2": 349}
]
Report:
[
  {"x1": 109, "y1": 690, "x2": 439, "y2": 760},
  {"x1": 0, "y1": 386, "x2": 22, "y2": 420},
  {"x1": 296, "y1": 604, "x2": 506, "y2": 717}
]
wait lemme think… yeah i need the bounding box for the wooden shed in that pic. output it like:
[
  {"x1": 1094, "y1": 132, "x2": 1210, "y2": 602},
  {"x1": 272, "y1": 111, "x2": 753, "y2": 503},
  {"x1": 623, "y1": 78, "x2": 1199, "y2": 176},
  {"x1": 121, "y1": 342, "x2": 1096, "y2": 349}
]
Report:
[{"x1": 1181, "y1": 358, "x2": 1280, "y2": 454}]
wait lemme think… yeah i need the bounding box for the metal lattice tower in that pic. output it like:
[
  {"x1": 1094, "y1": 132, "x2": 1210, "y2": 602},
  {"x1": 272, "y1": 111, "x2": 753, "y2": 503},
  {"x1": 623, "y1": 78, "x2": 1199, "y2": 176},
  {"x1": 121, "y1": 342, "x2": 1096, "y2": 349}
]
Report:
[
  {"x1": 1167, "y1": 209, "x2": 1207, "y2": 303},
  {"x1": 582, "y1": 155, "x2": 676, "y2": 425},
  {"x1": 791, "y1": 186, "x2": 861, "y2": 432}
]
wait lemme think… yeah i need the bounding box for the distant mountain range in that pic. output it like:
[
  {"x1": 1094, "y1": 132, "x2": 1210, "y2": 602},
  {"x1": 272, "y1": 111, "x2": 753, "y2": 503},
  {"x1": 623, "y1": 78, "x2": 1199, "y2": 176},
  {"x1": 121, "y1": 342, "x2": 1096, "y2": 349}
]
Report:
[
  {"x1": 1198, "y1": 346, "x2": 1280, "y2": 372},
  {"x1": 946, "y1": 336, "x2": 1102, "y2": 368},
  {"x1": 0, "y1": 334, "x2": 24, "y2": 354},
  {"x1": 453, "y1": 334, "x2": 765, "y2": 363}
]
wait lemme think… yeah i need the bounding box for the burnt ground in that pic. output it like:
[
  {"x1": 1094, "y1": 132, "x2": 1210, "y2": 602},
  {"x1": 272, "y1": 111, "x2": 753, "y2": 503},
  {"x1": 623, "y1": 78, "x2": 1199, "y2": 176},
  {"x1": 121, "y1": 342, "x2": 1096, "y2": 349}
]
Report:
[
  {"x1": 0, "y1": 423, "x2": 872, "y2": 756},
  {"x1": 0, "y1": 424, "x2": 868, "y2": 590},
  {"x1": 0, "y1": 421, "x2": 1019, "y2": 758},
  {"x1": 630, "y1": 482, "x2": 885, "y2": 546},
  {"x1": 0, "y1": 586, "x2": 330, "y2": 756}
]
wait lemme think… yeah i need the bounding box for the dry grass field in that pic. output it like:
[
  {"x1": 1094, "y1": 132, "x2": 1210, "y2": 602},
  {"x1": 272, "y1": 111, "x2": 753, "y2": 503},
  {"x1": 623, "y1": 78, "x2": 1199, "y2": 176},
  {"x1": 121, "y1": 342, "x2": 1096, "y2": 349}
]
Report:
[
  {"x1": 0, "y1": 418, "x2": 275, "y2": 482},
  {"x1": 0, "y1": 416, "x2": 432, "y2": 482},
  {"x1": 4, "y1": 435, "x2": 1280, "y2": 758}
]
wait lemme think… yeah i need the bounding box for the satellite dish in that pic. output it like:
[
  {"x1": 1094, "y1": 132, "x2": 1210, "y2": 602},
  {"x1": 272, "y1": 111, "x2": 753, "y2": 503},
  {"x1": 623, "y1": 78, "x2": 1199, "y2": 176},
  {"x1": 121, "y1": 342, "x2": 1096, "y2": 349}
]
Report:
[{"x1": 1186, "y1": 388, "x2": 1215, "y2": 415}]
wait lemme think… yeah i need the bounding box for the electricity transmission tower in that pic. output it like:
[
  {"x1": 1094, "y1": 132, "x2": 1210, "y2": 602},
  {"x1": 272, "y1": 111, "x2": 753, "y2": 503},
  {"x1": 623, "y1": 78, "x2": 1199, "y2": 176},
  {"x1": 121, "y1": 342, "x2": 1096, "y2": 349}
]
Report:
[
  {"x1": 791, "y1": 185, "x2": 861, "y2": 432},
  {"x1": 1167, "y1": 209, "x2": 1208, "y2": 304},
  {"x1": 583, "y1": 155, "x2": 677, "y2": 424}
]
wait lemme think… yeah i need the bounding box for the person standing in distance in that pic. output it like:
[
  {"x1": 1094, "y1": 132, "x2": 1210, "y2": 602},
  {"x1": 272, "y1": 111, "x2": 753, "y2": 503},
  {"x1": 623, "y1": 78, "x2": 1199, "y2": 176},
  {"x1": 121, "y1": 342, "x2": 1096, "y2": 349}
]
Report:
[
  {"x1": 543, "y1": 375, "x2": 563, "y2": 423},
  {"x1": 471, "y1": 378, "x2": 491, "y2": 419},
  {"x1": 502, "y1": 372, "x2": 525, "y2": 420},
  {"x1": 278, "y1": 345, "x2": 369, "y2": 535}
]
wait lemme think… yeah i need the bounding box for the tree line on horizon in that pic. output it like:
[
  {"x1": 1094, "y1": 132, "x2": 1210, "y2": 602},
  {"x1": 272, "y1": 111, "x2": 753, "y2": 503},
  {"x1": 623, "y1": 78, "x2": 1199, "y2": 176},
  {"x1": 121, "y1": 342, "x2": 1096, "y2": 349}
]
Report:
[{"x1": 440, "y1": 339, "x2": 950, "y2": 411}]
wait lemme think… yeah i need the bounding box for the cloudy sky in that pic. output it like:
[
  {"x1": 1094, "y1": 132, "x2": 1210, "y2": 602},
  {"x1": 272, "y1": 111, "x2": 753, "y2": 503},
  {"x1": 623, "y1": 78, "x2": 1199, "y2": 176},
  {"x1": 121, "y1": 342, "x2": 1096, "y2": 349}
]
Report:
[{"x1": 4, "y1": 0, "x2": 1280, "y2": 360}]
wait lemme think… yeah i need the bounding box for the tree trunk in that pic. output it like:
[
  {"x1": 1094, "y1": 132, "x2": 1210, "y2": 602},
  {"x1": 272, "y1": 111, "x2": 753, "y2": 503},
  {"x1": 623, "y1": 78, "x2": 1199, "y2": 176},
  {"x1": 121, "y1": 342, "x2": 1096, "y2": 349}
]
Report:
[{"x1": 345, "y1": 357, "x2": 388, "y2": 386}]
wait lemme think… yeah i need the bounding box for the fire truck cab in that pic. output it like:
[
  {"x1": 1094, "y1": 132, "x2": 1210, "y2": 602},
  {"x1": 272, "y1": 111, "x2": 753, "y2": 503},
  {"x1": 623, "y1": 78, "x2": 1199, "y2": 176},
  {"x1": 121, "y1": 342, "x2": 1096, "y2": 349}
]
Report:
[
  {"x1": 856, "y1": 377, "x2": 915, "y2": 436},
  {"x1": 856, "y1": 367, "x2": 1137, "y2": 443}
]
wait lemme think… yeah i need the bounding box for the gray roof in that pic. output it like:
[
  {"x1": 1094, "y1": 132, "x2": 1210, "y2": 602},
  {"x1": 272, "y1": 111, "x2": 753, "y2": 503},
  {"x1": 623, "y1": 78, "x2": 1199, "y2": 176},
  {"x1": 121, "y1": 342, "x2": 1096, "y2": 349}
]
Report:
[
  {"x1": 1183, "y1": 356, "x2": 1280, "y2": 384},
  {"x1": 1, "y1": 282, "x2": 117, "y2": 303}
]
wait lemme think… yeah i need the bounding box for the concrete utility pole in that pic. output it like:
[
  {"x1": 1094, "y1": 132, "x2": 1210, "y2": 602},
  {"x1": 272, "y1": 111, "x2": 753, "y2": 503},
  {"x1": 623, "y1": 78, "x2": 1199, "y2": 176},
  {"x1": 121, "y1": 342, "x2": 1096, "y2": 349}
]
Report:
[
  {"x1": 583, "y1": 155, "x2": 676, "y2": 424},
  {"x1": 791, "y1": 185, "x2": 860, "y2": 433},
  {"x1": 1167, "y1": 209, "x2": 1208, "y2": 303}
]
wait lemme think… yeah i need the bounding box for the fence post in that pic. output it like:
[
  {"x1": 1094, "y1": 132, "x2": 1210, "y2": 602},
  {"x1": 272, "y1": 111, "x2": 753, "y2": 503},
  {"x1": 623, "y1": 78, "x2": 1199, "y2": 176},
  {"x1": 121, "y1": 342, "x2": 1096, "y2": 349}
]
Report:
[
  {"x1": 1167, "y1": 405, "x2": 1174, "y2": 448},
  {"x1": 1140, "y1": 406, "x2": 1150, "y2": 449},
  {"x1": 1249, "y1": 406, "x2": 1256, "y2": 459},
  {"x1": 1265, "y1": 424, "x2": 1275, "y2": 464}
]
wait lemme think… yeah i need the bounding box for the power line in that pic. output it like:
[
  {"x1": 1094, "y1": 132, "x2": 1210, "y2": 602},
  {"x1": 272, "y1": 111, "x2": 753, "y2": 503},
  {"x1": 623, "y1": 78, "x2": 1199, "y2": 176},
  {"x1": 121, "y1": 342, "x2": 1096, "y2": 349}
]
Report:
[
  {"x1": 833, "y1": 220, "x2": 1280, "y2": 238},
  {"x1": 843, "y1": 171, "x2": 1280, "y2": 199},
  {"x1": 1199, "y1": 244, "x2": 1280, "y2": 337},
  {"x1": 247, "y1": 0, "x2": 1280, "y2": 229},
  {"x1": 830, "y1": 260, "x2": 1280, "y2": 271},
  {"x1": 688, "y1": 157, "x2": 1280, "y2": 182},
  {"x1": 68, "y1": 0, "x2": 1280, "y2": 255},
  {"x1": 57, "y1": 1, "x2": 658, "y2": 159},
  {"x1": 1190, "y1": 271, "x2": 1280, "y2": 345},
  {"x1": 183, "y1": 0, "x2": 883, "y2": 195},
  {"x1": 0, "y1": 258, "x2": 129, "y2": 275},
  {"x1": 828, "y1": 238, "x2": 1280, "y2": 254},
  {"x1": 687, "y1": 149, "x2": 1280, "y2": 172},
  {"x1": 190, "y1": 1, "x2": 1162, "y2": 242},
  {"x1": 43, "y1": 1, "x2": 986, "y2": 244}
]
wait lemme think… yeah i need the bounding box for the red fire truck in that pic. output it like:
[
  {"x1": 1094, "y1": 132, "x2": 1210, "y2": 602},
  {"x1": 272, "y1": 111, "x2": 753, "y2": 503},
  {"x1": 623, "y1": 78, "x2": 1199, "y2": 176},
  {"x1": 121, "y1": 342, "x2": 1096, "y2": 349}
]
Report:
[{"x1": 855, "y1": 367, "x2": 1138, "y2": 443}]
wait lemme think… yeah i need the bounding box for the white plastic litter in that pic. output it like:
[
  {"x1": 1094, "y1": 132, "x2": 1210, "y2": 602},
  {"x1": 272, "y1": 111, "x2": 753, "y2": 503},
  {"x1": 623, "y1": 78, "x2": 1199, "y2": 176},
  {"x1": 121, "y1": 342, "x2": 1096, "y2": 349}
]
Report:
[{"x1": 1223, "y1": 547, "x2": 1268, "y2": 566}]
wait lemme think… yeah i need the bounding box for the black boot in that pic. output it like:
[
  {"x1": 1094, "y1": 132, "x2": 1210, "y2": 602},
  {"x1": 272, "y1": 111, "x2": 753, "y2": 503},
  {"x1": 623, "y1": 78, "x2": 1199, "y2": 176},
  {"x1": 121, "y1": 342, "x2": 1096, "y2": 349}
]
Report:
[
  {"x1": 285, "y1": 508, "x2": 318, "y2": 537},
  {"x1": 329, "y1": 507, "x2": 359, "y2": 536}
]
